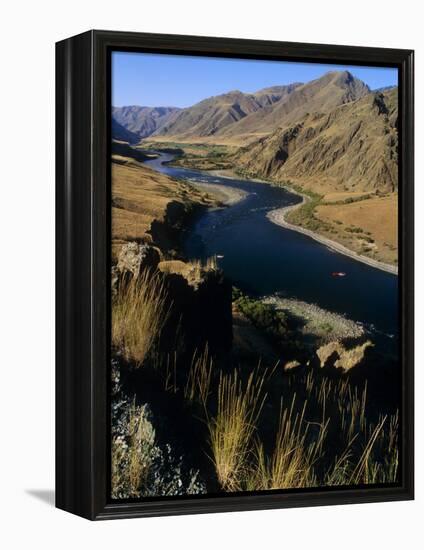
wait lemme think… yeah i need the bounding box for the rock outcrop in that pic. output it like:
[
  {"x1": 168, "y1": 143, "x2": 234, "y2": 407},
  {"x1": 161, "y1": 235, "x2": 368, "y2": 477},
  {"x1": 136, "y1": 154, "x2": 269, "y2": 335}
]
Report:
[
  {"x1": 113, "y1": 242, "x2": 233, "y2": 358},
  {"x1": 111, "y1": 397, "x2": 206, "y2": 499},
  {"x1": 316, "y1": 340, "x2": 373, "y2": 372},
  {"x1": 117, "y1": 242, "x2": 161, "y2": 278}
]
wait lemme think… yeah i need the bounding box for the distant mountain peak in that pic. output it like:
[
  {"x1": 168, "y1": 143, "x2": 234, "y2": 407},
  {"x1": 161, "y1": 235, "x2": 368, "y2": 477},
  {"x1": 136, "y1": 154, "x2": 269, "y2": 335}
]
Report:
[
  {"x1": 309, "y1": 70, "x2": 369, "y2": 92},
  {"x1": 225, "y1": 89, "x2": 244, "y2": 95},
  {"x1": 253, "y1": 83, "x2": 303, "y2": 96},
  {"x1": 113, "y1": 72, "x2": 373, "y2": 143}
]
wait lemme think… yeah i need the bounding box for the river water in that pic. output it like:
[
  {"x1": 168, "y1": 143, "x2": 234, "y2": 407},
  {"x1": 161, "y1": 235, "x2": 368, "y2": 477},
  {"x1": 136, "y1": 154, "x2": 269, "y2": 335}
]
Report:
[{"x1": 145, "y1": 153, "x2": 399, "y2": 350}]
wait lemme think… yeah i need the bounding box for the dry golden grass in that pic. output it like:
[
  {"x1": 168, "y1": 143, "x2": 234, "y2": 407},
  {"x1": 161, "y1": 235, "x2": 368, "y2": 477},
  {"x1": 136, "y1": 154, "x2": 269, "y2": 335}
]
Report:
[
  {"x1": 208, "y1": 369, "x2": 267, "y2": 491},
  {"x1": 184, "y1": 346, "x2": 214, "y2": 405},
  {"x1": 248, "y1": 397, "x2": 322, "y2": 490},
  {"x1": 316, "y1": 193, "x2": 398, "y2": 264},
  {"x1": 112, "y1": 161, "x2": 173, "y2": 249},
  {"x1": 112, "y1": 270, "x2": 169, "y2": 366},
  {"x1": 207, "y1": 367, "x2": 398, "y2": 492}
]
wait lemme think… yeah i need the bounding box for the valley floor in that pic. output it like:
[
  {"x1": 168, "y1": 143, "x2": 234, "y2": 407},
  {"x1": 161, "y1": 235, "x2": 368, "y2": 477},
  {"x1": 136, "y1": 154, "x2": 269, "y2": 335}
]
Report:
[
  {"x1": 142, "y1": 140, "x2": 398, "y2": 273},
  {"x1": 208, "y1": 165, "x2": 398, "y2": 274}
]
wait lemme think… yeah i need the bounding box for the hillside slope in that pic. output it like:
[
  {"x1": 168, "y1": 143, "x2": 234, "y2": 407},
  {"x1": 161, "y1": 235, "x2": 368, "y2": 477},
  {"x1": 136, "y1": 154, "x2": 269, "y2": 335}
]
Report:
[
  {"x1": 152, "y1": 84, "x2": 302, "y2": 140},
  {"x1": 112, "y1": 106, "x2": 181, "y2": 139},
  {"x1": 111, "y1": 155, "x2": 218, "y2": 260},
  {"x1": 219, "y1": 71, "x2": 370, "y2": 143},
  {"x1": 235, "y1": 87, "x2": 398, "y2": 193},
  {"x1": 111, "y1": 118, "x2": 140, "y2": 144}
]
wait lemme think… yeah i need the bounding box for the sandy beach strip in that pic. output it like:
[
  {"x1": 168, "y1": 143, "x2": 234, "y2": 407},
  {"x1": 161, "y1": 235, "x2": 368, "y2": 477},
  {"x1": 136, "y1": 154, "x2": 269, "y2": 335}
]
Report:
[
  {"x1": 188, "y1": 180, "x2": 249, "y2": 206},
  {"x1": 202, "y1": 168, "x2": 398, "y2": 275},
  {"x1": 267, "y1": 200, "x2": 398, "y2": 275}
]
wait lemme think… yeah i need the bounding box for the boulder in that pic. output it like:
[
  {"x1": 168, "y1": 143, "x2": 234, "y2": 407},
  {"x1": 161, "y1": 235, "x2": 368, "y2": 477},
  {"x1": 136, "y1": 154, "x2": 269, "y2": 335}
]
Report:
[
  {"x1": 283, "y1": 360, "x2": 301, "y2": 371},
  {"x1": 117, "y1": 242, "x2": 160, "y2": 278}
]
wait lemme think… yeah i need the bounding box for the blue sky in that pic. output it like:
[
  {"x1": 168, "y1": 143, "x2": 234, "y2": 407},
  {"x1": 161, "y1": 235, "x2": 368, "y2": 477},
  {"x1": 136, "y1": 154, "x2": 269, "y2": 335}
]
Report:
[{"x1": 112, "y1": 52, "x2": 398, "y2": 108}]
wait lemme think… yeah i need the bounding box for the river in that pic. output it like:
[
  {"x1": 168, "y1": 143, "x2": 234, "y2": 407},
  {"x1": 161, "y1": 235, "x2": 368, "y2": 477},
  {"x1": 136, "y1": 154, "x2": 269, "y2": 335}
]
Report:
[{"x1": 145, "y1": 153, "x2": 399, "y2": 351}]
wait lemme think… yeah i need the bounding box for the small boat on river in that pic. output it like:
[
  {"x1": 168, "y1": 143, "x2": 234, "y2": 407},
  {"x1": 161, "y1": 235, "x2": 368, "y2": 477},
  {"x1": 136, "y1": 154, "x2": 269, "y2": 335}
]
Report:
[{"x1": 332, "y1": 272, "x2": 346, "y2": 277}]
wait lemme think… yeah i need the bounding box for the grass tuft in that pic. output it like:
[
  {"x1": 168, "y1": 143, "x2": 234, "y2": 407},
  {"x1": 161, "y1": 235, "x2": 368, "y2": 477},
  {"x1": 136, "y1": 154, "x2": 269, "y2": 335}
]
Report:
[
  {"x1": 208, "y1": 368, "x2": 267, "y2": 491},
  {"x1": 207, "y1": 369, "x2": 398, "y2": 492},
  {"x1": 112, "y1": 270, "x2": 169, "y2": 366},
  {"x1": 184, "y1": 346, "x2": 214, "y2": 406}
]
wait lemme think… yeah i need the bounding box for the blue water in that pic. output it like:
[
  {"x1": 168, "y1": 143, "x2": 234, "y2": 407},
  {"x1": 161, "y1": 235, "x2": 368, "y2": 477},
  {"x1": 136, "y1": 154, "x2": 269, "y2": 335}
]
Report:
[{"x1": 145, "y1": 153, "x2": 399, "y2": 348}]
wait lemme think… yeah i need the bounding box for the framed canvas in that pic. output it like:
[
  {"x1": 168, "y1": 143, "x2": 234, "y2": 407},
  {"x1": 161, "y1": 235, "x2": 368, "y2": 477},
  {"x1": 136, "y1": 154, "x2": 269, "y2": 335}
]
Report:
[{"x1": 56, "y1": 30, "x2": 414, "y2": 520}]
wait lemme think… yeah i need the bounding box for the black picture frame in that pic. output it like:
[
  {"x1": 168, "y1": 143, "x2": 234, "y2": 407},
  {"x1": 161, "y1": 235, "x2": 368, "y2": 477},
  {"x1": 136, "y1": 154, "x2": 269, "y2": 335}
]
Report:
[{"x1": 56, "y1": 29, "x2": 414, "y2": 520}]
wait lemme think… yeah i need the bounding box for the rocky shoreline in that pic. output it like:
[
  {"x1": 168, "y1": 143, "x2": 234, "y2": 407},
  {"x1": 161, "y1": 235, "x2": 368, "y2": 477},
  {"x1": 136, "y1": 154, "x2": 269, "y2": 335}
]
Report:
[{"x1": 262, "y1": 295, "x2": 365, "y2": 343}]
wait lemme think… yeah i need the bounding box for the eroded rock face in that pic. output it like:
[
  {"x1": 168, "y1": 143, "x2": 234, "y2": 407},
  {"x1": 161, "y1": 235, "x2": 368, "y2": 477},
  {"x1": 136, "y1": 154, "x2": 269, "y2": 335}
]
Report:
[
  {"x1": 316, "y1": 340, "x2": 373, "y2": 372},
  {"x1": 117, "y1": 242, "x2": 160, "y2": 278}
]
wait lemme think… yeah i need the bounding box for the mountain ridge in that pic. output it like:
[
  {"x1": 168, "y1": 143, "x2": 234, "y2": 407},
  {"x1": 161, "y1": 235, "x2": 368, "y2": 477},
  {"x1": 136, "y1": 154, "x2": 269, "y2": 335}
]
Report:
[
  {"x1": 112, "y1": 71, "x2": 373, "y2": 145},
  {"x1": 234, "y1": 87, "x2": 398, "y2": 193},
  {"x1": 112, "y1": 105, "x2": 181, "y2": 140},
  {"x1": 218, "y1": 71, "x2": 371, "y2": 143},
  {"x1": 151, "y1": 84, "x2": 302, "y2": 139}
]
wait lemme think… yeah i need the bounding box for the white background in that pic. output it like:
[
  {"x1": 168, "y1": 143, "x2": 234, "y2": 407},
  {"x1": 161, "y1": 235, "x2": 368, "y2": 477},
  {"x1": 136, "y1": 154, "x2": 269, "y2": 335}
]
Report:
[{"x1": 0, "y1": 0, "x2": 421, "y2": 547}]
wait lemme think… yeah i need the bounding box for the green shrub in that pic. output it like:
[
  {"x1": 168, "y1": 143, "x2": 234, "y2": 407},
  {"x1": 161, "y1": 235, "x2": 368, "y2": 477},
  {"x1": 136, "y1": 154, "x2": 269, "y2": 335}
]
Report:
[
  {"x1": 233, "y1": 288, "x2": 288, "y2": 340},
  {"x1": 345, "y1": 226, "x2": 363, "y2": 234}
]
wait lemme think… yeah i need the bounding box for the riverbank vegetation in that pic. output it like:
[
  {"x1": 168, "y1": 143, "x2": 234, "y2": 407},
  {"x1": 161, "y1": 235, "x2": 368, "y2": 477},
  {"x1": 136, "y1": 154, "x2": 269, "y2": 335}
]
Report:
[
  {"x1": 284, "y1": 188, "x2": 398, "y2": 267},
  {"x1": 141, "y1": 140, "x2": 236, "y2": 171},
  {"x1": 124, "y1": 138, "x2": 397, "y2": 267}
]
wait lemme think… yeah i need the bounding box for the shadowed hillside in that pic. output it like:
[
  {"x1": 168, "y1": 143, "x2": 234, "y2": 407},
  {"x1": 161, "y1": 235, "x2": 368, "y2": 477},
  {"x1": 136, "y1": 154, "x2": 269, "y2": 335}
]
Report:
[
  {"x1": 113, "y1": 105, "x2": 181, "y2": 139},
  {"x1": 112, "y1": 118, "x2": 140, "y2": 144}
]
